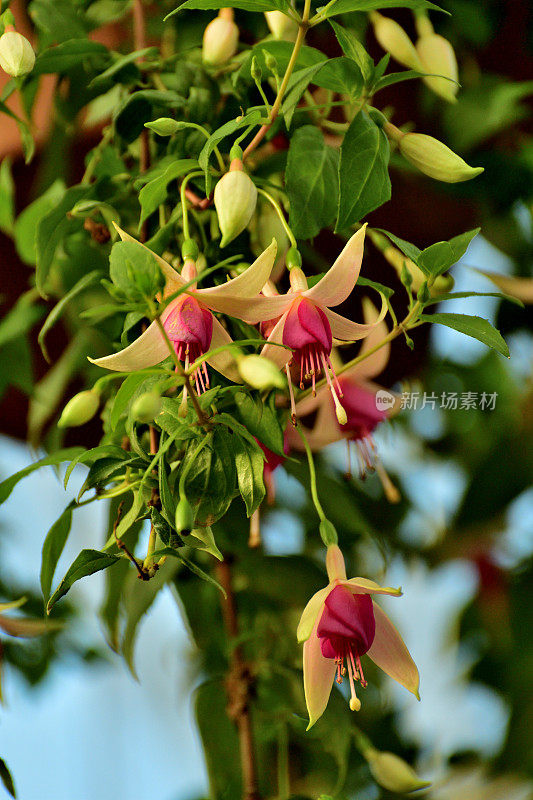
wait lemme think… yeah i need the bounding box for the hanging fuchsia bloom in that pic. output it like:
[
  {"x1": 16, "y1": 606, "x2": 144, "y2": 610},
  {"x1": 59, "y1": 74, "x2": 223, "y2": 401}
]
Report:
[
  {"x1": 218, "y1": 225, "x2": 386, "y2": 420},
  {"x1": 298, "y1": 545, "x2": 419, "y2": 728},
  {"x1": 288, "y1": 300, "x2": 400, "y2": 486},
  {"x1": 90, "y1": 225, "x2": 277, "y2": 390}
]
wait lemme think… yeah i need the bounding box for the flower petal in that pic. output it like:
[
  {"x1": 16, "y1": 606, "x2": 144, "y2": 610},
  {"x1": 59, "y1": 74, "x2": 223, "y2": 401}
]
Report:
[
  {"x1": 297, "y1": 585, "x2": 331, "y2": 643},
  {"x1": 366, "y1": 601, "x2": 420, "y2": 699},
  {"x1": 89, "y1": 319, "x2": 168, "y2": 372},
  {"x1": 197, "y1": 240, "x2": 277, "y2": 305},
  {"x1": 304, "y1": 225, "x2": 366, "y2": 308},
  {"x1": 113, "y1": 223, "x2": 185, "y2": 293},
  {"x1": 324, "y1": 306, "x2": 386, "y2": 342},
  {"x1": 260, "y1": 308, "x2": 292, "y2": 368},
  {"x1": 344, "y1": 578, "x2": 402, "y2": 597},
  {"x1": 303, "y1": 617, "x2": 337, "y2": 729},
  {"x1": 350, "y1": 298, "x2": 390, "y2": 381},
  {"x1": 200, "y1": 292, "x2": 290, "y2": 323},
  {"x1": 205, "y1": 315, "x2": 242, "y2": 383}
]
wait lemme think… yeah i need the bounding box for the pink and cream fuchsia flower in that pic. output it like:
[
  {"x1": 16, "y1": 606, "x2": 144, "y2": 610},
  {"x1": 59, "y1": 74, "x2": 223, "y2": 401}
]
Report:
[
  {"x1": 224, "y1": 225, "x2": 386, "y2": 421},
  {"x1": 287, "y1": 299, "x2": 399, "y2": 479},
  {"x1": 298, "y1": 545, "x2": 419, "y2": 728},
  {"x1": 90, "y1": 225, "x2": 277, "y2": 390}
]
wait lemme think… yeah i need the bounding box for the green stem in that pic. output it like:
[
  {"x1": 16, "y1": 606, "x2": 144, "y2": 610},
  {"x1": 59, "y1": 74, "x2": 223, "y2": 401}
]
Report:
[
  {"x1": 81, "y1": 126, "x2": 113, "y2": 185},
  {"x1": 257, "y1": 187, "x2": 297, "y2": 248},
  {"x1": 242, "y1": 0, "x2": 312, "y2": 161},
  {"x1": 180, "y1": 171, "x2": 205, "y2": 241},
  {"x1": 295, "y1": 425, "x2": 326, "y2": 523}
]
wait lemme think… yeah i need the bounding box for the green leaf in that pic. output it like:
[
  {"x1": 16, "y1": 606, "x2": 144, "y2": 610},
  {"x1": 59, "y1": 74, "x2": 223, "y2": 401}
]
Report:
[
  {"x1": 320, "y1": 0, "x2": 444, "y2": 20},
  {"x1": 0, "y1": 447, "x2": 84, "y2": 505},
  {"x1": 234, "y1": 435, "x2": 265, "y2": 516},
  {"x1": 286, "y1": 125, "x2": 339, "y2": 240},
  {"x1": 165, "y1": 0, "x2": 290, "y2": 18},
  {"x1": 138, "y1": 158, "x2": 196, "y2": 226},
  {"x1": 198, "y1": 109, "x2": 263, "y2": 194},
  {"x1": 187, "y1": 526, "x2": 223, "y2": 560},
  {"x1": 64, "y1": 444, "x2": 130, "y2": 488},
  {"x1": 0, "y1": 757, "x2": 16, "y2": 799},
  {"x1": 420, "y1": 312, "x2": 510, "y2": 357},
  {"x1": 0, "y1": 100, "x2": 34, "y2": 163},
  {"x1": 374, "y1": 228, "x2": 421, "y2": 262},
  {"x1": 36, "y1": 184, "x2": 95, "y2": 297},
  {"x1": 336, "y1": 111, "x2": 391, "y2": 230},
  {"x1": 114, "y1": 90, "x2": 186, "y2": 143},
  {"x1": 88, "y1": 47, "x2": 158, "y2": 88},
  {"x1": 373, "y1": 68, "x2": 425, "y2": 91},
  {"x1": 0, "y1": 292, "x2": 44, "y2": 349},
  {"x1": 426, "y1": 290, "x2": 523, "y2": 307},
  {"x1": 32, "y1": 39, "x2": 109, "y2": 74},
  {"x1": 14, "y1": 179, "x2": 65, "y2": 265},
  {"x1": 417, "y1": 228, "x2": 480, "y2": 277},
  {"x1": 195, "y1": 681, "x2": 242, "y2": 800},
  {"x1": 40, "y1": 503, "x2": 75, "y2": 606},
  {"x1": 109, "y1": 239, "x2": 164, "y2": 300},
  {"x1": 155, "y1": 549, "x2": 226, "y2": 595},
  {"x1": 0, "y1": 156, "x2": 14, "y2": 235},
  {"x1": 47, "y1": 549, "x2": 121, "y2": 613},
  {"x1": 281, "y1": 62, "x2": 325, "y2": 128},
  {"x1": 234, "y1": 391, "x2": 285, "y2": 455},
  {"x1": 110, "y1": 373, "x2": 150, "y2": 429},
  {"x1": 38, "y1": 270, "x2": 102, "y2": 363},
  {"x1": 314, "y1": 57, "x2": 364, "y2": 96},
  {"x1": 330, "y1": 21, "x2": 374, "y2": 85}
]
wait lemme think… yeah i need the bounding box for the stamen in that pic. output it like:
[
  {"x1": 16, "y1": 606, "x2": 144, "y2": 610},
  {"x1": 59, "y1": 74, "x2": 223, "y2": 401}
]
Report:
[
  {"x1": 336, "y1": 658, "x2": 343, "y2": 684},
  {"x1": 286, "y1": 363, "x2": 297, "y2": 425},
  {"x1": 326, "y1": 353, "x2": 343, "y2": 398},
  {"x1": 344, "y1": 440, "x2": 352, "y2": 480},
  {"x1": 348, "y1": 648, "x2": 359, "y2": 681},
  {"x1": 375, "y1": 458, "x2": 401, "y2": 504},
  {"x1": 346, "y1": 656, "x2": 361, "y2": 711},
  {"x1": 356, "y1": 654, "x2": 367, "y2": 688}
]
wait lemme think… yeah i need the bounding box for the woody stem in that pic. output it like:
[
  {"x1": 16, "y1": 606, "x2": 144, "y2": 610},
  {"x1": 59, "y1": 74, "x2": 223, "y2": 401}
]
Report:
[
  {"x1": 216, "y1": 559, "x2": 261, "y2": 800},
  {"x1": 242, "y1": 0, "x2": 312, "y2": 161}
]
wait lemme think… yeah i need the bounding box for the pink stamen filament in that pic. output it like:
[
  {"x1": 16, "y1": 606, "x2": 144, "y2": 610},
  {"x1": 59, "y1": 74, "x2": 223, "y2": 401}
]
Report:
[
  {"x1": 332, "y1": 645, "x2": 366, "y2": 710},
  {"x1": 286, "y1": 363, "x2": 297, "y2": 424}
]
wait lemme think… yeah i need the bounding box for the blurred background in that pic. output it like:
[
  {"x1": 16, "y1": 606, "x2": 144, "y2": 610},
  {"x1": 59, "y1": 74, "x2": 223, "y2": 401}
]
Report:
[{"x1": 0, "y1": 0, "x2": 532, "y2": 798}]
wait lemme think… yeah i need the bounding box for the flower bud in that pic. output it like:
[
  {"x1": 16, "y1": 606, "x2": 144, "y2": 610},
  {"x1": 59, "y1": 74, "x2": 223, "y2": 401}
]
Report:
[
  {"x1": 399, "y1": 132, "x2": 484, "y2": 183},
  {"x1": 364, "y1": 748, "x2": 431, "y2": 794},
  {"x1": 265, "y1": 10, "x2": 298, "y2": 42},
  {"x1": 58, "y1": 390, "x2": 100, "y2": 428},
  {"x1": 416, "y1": 32, "x2": 459, "y2": 102},
  {"x1": 370, "y1": 12, "x2": 423, "y2": 71},
  {"x1": 0, "y1": 31, "x2": 35, "y2": 77},
  {"x1": 131, "y1": 391, "x2": 162, "y2": 423},
  {"x1": 319, "y1": 520, "x2": 338, "y2": 547},
  {"x1": 202, "y1": 11, "x2": 239, "y2": 66},
  {"x1": 237, "y1": 353, "x2": 286, "y2": 391},
  {"x1": 175, "y1": 496, "x2": 195, "y2": 536},
  {"x1": 214, "y1": 163, "x2": 258, "y2": 247},
  {"x1": 249, "y1": 201, "x2": 289, "y2": 276}
]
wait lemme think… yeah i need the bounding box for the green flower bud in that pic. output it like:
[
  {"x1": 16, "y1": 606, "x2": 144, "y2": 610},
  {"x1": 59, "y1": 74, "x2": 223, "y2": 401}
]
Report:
[
  {"x1": 264, "y1": 11, "x2": 298, "y2": 42},
  {"x1": 249, "y1": 201, "x2": 289, "y2": 270},
  {"x1": 175, "y1": 496, "x2": 195, "y2": 536},
  {"x1": 131, "y1": 391, "x2": 162, "y2": 423},
  {"x1": 286, "y1": 246, "x2": 302, "y2": 270},
  {"x1": 214, "y1": 165, "x2": 258, "y2": 248},
  {"x1": 181, "y1": 238, "x2": 199, "y2": 261},
  {"x1": 58, "y1": 390, "x2": 100, "y2": 428},
  {"x1": 237, "y1": 354, "x2": 286, "y2": 391},
  {"x1": 264, "y1": 52, "x2": 279, "y2": 74},
  {"x1": 416, "y1": 32, "x2": 459, "y2": 103},
  {"x1": 144, "y1": 118, "x2": 183, "y2": 136},
  {"x1": 319, "y1": 519, "x2": 338, "y2": 547},
  {"x1": 0, "y1": 31, "x2": 35, "y2": 77},
  {"x1": 370, "y1": 12, "x2": 423, "y2": 71},
  {"x1": 399, "y1": 132, "x2": 484, "y2": 183},
  {"x1": 251, "y1": 55, "x2": 262, "y2": 82},
  {"x1": 416, "y1": 282, "x2": 430, "y2": 304},
  {"x1": 202, "y1": 13, "x2": 239, "y2": 66},
  {"x1": 364, "y1": 748, "x2": 431, "y2": 794}
]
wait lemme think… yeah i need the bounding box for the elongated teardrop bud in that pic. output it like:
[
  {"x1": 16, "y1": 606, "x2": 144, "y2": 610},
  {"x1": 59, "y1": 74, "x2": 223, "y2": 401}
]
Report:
[
  {"x1": 415, "y1": 15, "x2": 459, "y2": 102},
  {"x1": 131, "y1": 391, "x2": 162, "y2": 423},
  {"x1": 370, "y1": 12, "x2": 423, "y2": 71},
  {"x1": 264, "y1": 10, "x2": 298, "y2": 41},
  {"x1": 0, "y1": 30, "x2": 35, "y2": 77},
  {"x1": 237, "y1": 353, "x2": 286, "y2": 390},
  {"x1": 214, "y1": 158, "x2": 258, "y2": 247},
  {"x1": 58, "y1": 390, "x2": 100, "y2": 428},
  {"x1": 175, "y1": 496, "x2": 195, "y2": 536},
  {"x1": 202, "y1": 9, "x2": 239, "y2": 66},
  {"x1": 364, "y1": 748, "x2": 431, "y2": 794},
  {"x1": 385, "y1": 122, "x2": 484, "y2": 183}
]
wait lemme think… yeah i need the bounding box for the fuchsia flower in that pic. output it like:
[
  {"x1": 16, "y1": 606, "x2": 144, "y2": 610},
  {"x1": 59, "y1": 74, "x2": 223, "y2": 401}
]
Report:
[
  {"x1": 298, "y1": 545, "x2": 419, "y2": 728},
  {"x1": 90, "y1": 225, "x2": 277, "y2": 390},
  {"x1": 223, "y1": 225, "x2": 386, "y2": 419},
  {"x1": 288, "y1": 300, "x2": 399, "y2": 476}
]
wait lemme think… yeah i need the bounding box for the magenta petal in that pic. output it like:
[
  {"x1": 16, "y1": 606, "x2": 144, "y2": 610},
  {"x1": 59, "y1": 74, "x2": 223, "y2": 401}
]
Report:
[
  {"x1": 164, "y1": 296, "x2": 213, "y2": 351},
  {"x1": 282, "y1": 298, "x2": 332, "y2": 353},
  {"x1": 320, "y1": 637, "x2": 338, "y2": 659},
  {"x1": 317, "y1": 585, "x2": 376, "y2": 656}
]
